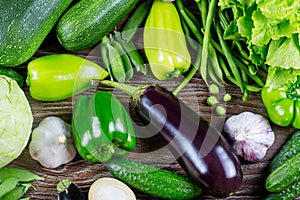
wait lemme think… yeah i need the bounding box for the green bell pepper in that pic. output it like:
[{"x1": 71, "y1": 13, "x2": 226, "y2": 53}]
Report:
[
  {"x1": 144, "y1": 0, "x2": 191, "y2": 80},
  {"x1": 72, "y1": 91, "x2": 136, "y2": 163},
  {"x1": 262, "y1": 77, "x2": 300, "y2": 129},
  {"x1": 26, "y1": 54, "x2": 108, "y2": 101}
]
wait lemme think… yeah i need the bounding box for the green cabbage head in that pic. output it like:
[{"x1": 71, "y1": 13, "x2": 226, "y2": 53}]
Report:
[{"x1": 0, "y1": 75, "x2": 33, "y2": 167}]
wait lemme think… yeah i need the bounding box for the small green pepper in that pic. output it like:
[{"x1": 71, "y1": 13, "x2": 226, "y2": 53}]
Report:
[
  {"x1": 26, "y1": 54, "x2": 108, "y2": 101},
  {"x1": 72, "y1": 91, "x2": 136, "y2": 163},
  {"x1": 144, "y1": 0, "x2": 191, "y2": 80},
  {"x1": 262, "y1": 77, "x2": 300, "y2": 129}
]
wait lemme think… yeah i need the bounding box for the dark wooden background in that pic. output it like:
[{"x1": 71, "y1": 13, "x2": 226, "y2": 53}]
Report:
[{"x1": 8, "y1": 1, "x2": 298, "y2": 199}]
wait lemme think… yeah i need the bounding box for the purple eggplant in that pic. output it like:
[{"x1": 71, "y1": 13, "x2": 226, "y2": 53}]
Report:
[
  {"x1": 100, "y1": 81, "x2": 243, "y2": 197},
  {"x1": 57, "y1": 180, "x2": 85, "y2": 200}
]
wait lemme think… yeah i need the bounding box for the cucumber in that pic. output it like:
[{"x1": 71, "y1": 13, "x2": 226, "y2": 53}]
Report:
[
  {"x1": 269, "y1": 131, "x2": 300, "y2": 172},
  {"x1": 107, "y1": 158, "x2": 202, "y2": 200},
  {"x1": 0, "y1": 0, "x2": 73, "y2": 67},
  {"x1": 56, "y1": 0, "x2": 139, "y2": 51},
  {"x1": 265, "y1": 152, "x2": 300, "y2": 193},
  {"x1": 264, "y1": 181, "x2": 300, "y2": 200}
]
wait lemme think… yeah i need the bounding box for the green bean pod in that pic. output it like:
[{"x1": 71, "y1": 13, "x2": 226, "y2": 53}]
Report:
[
  {"x1": 0, "y1": 184, "x2": 32, "y2": 200},
  {"x1": 115, "y1": 32, "x2": 147, "y2": 75},
  {"x1": 0, "y1": 178, "x2": 18, "y2": 198},
  {"x1": 122, "y1": 0, "x2": 152, "y2": 42},
  {"x1": 111, "y1": 38, "x2": 133, "y2": 81},
  {"x1": 107, "y1": 43, "x2": 126, "y2": 83},
  {"x1": 0, "y1": 168, "x2": 43, "y2": 183},
  {"x1": 100, "y1": 37, "x2": 113, "y2": 81}
]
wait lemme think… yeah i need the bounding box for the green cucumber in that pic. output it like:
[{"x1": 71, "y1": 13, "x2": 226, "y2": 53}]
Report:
[
  {"x1": 265, "y1": 181, "x2": 300, "y2": 200},
  {"x1": 107, "y1": 158, "x2": 201, "y2": 200},
  {"x1": 269, "y1": 131, "x2": 300, "y2": 172},
  {"x1": 265, "y1": 152, "x2": 300, "y2": 193},
  {"x1": 0, "y1": 0, "x2": 72, "y2": 67},
  {"x1": 56, "y1": 0, "x2": 139, "y2": 51}
]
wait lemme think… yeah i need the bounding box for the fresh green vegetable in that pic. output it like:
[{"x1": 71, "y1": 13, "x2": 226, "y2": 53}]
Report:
[
  {"x1": 262, "y1": 68, "x2": 300, "y2": 128},
  {"x1": 144, "y1": 0, "x2": 191, "y2": 80},
  {"x1": 0, "y1": 0, "x2": 72, "y2": 67},
  {"x1": 0, "y1": 178, "x2": 19, "y2": 198},
  {"x1": 269, "y1": 131, "x2": 300, "y2": 172},
  {"x1": 265, "y1": 152, "x2": 300, "y2": 192},
  {"x1": 121, "y1": 0, "x2": 152, "y2": 42},
  {"x1": 72, "y1": 91, "x2": 136, "y2": 163},
  {"x1": 26, "y1": 54, "x2": 108, "y2": 101},
  {"x1": 115, "y1": 32, "x2": 147, "y2": 75},
  {"x1": 218, "y1": 0, "x2": 300, "y2": 67},
  {"x1": 223, "y1": 93, "x2": 232, "y2": 102},
  {"x1": 208, "y1": 84, "x2": 219, "y2": 94},
  {"x1": 107, "y1": 158, "x2": 202, "y2": 200},
  {"x1": 0, "y1": 184, "x2": 33, "y2": 200},
  {"x1": 56, "y1": 0, "x2": 139, "y2": 51},
  {"x1": 0, "y1": 167, "x2": 43, "y2": 183},
  {"x1": 216, "y1": 105, "x2": 226, "y2": 116},
  {"x1": 106, "y1": 41, "x2": 127, "y2": 83},
  {"x1": 173, "y1": 0, "x2": 265, "y2": 98},
  {"x1": 0, "y1": 67, "x2": 24, "y2": 87},
  {"x1": 110, "y1": 38, "x2": 134, "y2": 81},
  {"x1": 0, "y1": 76, "x2": 33, "y2": 168},
  {"x1": 207, "y1": 96, "x2": 219, "y2": 106},
  {"x1": 265, "y1": 181, "x2": 300, "y2": 200}
]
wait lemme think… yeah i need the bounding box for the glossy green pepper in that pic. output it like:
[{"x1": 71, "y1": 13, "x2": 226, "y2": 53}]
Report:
[
  {"x1": 144, "y1": 0, "x2": 191, "y2": 80},
  {"x1": 72, "y1": 91, "x2": 136, "y2": 163},
  {"x1": 26, "y1": 54, "x2": 108, "y2": 101},
  {"x1": 262, "y1": 77, "x2": 300, "y2": 129}
]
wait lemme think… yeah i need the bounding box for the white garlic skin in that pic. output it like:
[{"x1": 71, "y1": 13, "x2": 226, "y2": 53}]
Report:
[
  {"x1": 224, "y1": 112, "x2": 275, "y2": 162},
  {"x1": 29, "y1": 116, "x2": 77, "y2": 168}
]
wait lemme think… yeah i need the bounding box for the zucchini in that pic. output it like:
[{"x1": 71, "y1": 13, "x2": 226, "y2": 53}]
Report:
[
  {"x1": 265, "y1": 152, "x2": 300, "y2": 193},
  {"x1": 56, "y1": 0, "x2": 139, "y2": 51},
  {"x1": 0, "y1": 0, "x2": 73, "y2": 67},
  {"x1": 269, "y1": 131, "x2": 300, "y2": 172},
  {"x1": 264, "y1": 181, "x2": 300, "y2": 200},
  {"x1": 107, "y1": 158, "x2": 202, "y2": 200}
]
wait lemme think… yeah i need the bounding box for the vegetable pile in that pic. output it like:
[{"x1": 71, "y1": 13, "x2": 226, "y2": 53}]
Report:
[
  {"x1": 0, "y1": 0, "x2": 299, "y2": 199},
  {"x1": 265, "y1": 131, "x2": 300, "y2": 199}
]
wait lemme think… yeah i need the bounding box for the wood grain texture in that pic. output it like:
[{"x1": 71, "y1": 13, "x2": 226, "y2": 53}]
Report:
[{"x1": 7, "y1": 3, "x2": 298, "y2": 199}]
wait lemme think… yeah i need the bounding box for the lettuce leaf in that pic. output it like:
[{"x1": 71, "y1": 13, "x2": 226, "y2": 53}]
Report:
[
  {"x1": 266, "y1": 35, "x2": 300, "y2": 69},
  {"x1": 265, "y1": 67, "x2": 300, "y2": 89},
  {"x1": 251, "y1": 10, "x2": 298, "y2": 46},
  {"x1": 257, "y1": 0, "x2": 299, "y2": 22}
]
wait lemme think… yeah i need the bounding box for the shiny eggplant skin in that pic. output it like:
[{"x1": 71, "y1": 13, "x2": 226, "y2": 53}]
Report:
[
  {"x1": 134, "y1": 85, "x2": 243, "y2": 197},
  {"x1": 58, "y1": 183, "x2": 85, "y2": 200}
]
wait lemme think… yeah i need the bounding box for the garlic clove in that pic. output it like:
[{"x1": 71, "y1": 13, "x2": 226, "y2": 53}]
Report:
[
  {"x1": 29, "y1": 116, "x2": 77, "y2": 168},
  {"x1": 224, "y1": 112, "x2": 275, "y2": 162}
]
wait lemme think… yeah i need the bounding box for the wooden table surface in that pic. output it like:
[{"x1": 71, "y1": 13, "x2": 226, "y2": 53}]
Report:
[{"x1": 7, "y1": 5, "x2": 298, "y2": 199}]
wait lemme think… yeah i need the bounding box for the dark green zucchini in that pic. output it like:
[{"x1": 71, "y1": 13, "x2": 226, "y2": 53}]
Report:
[
  {"x1": 56, "y1": 0, "x2": 139, "y2": 51},
  {"x1": 269, "y1": 131, "x2": 300, "y2": 172},
  {"x1": 265, "y1": 152, "x2": 300, "y2": 193},
  {"x1": 107, "y1": 158, "x2": 201, "y2": 200},
  {"x1": 0, "y1": 0, "x2": 73, "y2": 67}
]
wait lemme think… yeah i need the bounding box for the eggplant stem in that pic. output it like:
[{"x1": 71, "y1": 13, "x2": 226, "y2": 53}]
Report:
[{"x1": 100, "y1": 80, "x2": 145, "y2": 97}]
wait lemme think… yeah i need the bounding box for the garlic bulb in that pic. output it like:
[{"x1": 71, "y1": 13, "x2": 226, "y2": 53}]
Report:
[
  {"x1": 29, "y1": 116, "x2": 77, "y2": 168},
  {"x1": 223, "y1": 112, "x2": 275, "y2": 162}
]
